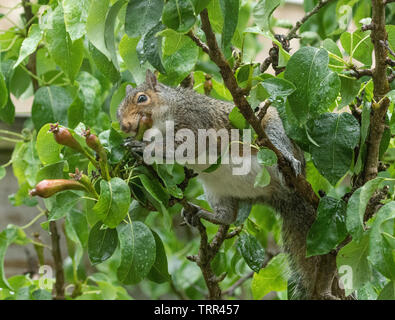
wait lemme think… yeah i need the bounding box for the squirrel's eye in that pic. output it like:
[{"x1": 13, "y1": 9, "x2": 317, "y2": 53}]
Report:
[{"x1": 137, "y1": 94, "x2": 148, "y2": 103}]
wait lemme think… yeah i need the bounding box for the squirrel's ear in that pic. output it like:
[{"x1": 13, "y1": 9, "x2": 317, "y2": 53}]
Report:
[
  {"x1": 145, "y1": 69, "x2": 157, "y2": 90},
  {"x1": 126, "y1": 84, "x2": 133, "y2": 95}
]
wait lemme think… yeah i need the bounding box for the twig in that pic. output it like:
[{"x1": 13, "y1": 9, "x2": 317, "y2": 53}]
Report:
[
  {"x1": 225, "y1": 226, "x2": 243, "y2": 239},
  {"x1": 223, "y1": 250, "x2": 276, "y2": 297},
  {"x1": 385, "y1": 0, "x2": 395, "y2": 4},
  {"x1": 256, "y1": 100, "x2": 272, "y2": 122},
  {"x1": 223, "y1": 271, "x2": 254, "y2": 297},
  {"x1": 187, "y1": 31, "x2": 210, "y2": 54},
  {"x1": 193, "y1": 222, "x2": 229, "y2": 299},
  {"x1": 364, "y1": 186, "x2": 389, "y2": 222},
  {"x1": 21, "y1": 0, "x2": 39, "y2": 91},
  {"x1": 48, "y1": 220, "x2": 65, "y2": 300},
  {"x1": 180, "y1": 73, "x2": 194, "y2": 89},
  {"x1": 286, "y1": 0, "x2": 335, "y2": 41},
  {"x1": 380, "y1": 40, "x2": 395, "y2": 57},
  {"x1": 349, "y1": 67, "x2": 373, "y2": 79}
]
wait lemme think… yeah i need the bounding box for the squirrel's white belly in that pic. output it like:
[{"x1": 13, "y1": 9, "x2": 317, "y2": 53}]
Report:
[{"x1": 187, "y1": 154, "x2": 283, "y2": 200}]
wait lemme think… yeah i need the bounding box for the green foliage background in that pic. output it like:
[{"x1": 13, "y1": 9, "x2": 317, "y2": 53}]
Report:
[{"x1": 0, "y1": 0, "x2": 394, "y2": 300}]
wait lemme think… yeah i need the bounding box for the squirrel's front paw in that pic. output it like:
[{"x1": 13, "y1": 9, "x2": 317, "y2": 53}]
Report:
[
  {"x1": 181, "y1": 203, "x2": 201, "y2": 227},
  {"x1": 122, "y1": 137, "x2": 147, "y2": 155}
]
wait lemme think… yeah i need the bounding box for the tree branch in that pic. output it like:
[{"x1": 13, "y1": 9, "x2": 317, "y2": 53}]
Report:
[
  {"x1": 192, "y1": 222, "x2": 229, "y2": 299},
  {"x1": 198, "y1": 8, "x2": 319, "y2": 209},
  {"x1": 286, "y1": 0, "x2": 335, "y2": 41},
  {"x1": 21, "y1": 0, "x2": 39, "y2": 91},
  {"x1": 362, "y1": 0, "x2": 391, "y2": 182},
  {"x1": 187, "y1": 31, "x2": 210, "y2": 54},
  {"x1": 48, "y1": 220, "x2": 65, "y2": 300}
]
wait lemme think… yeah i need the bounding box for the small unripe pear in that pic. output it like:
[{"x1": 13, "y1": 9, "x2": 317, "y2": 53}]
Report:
[
  {"x1": 49, "y1": 124, "x2": 84, "y2": 153},
  {"x1": 30, "y1": 179, "x2": 86, "y2": 198}
]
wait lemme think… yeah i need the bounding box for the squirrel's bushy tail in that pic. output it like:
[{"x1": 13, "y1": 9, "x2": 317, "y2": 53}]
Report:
[{"x1": 270, "y1": 190, "x2": 320, "y2": 299}]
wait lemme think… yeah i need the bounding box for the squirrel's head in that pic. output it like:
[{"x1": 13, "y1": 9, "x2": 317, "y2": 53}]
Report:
[{"x1": 117, "y1": 70, "x2": 160, "y2": 135}]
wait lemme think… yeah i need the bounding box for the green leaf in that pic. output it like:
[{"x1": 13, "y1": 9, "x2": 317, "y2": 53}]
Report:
[
  {"x1": 237, "y1": 233, "x2": 265, "y2": 272},
  {"x1": 336, "y1": 232, "x2": 372, "y2": 296},
  {"x1": 161, "y1": 32, "x2": 198, "y2": 85},
  {"x1": 88, "y1": 222, "x2": 118, "y2": 265},
  {"x1": 229, "y1": 107, "x2": 248, "y2": 129},
  {"x1": 62, "y1": 0, "x2": 89, "y2": 41},
  {"x1": 192, "y1": 0, "x2": 211, "y2": 14},
  {"x1": 67, "y1": 95, "x2": 85, "y2": 129},
  {"x1": 162, "y1": 0, "x2": 196, "y2": 33},
  {"x1": 387, "y1": 25, "x2": 395, "y2": 57},
  {"x1": 0, "y1": 71, "x2": 8, "y2": 109},
  {"x1": 36, "y1": 123, "x2": 63, "y2": 165},
  {"x1": 147, "y1": 230, "x2": 171, "y2": 283},
  {"x1": 119, "y1": 35, "x2": 151, "y2": 85},
  {"x1": 0, "y1": 167, "x2": 5, "y2": 181},
  {"x1": 219, "y1": 0, "x2": 239, "y2": 50},
  {"x1": 89, "y1": 42, "x2": 120, "y2": 83},
  {"x1": 346, "y1": 177, "x2": 385, "y2": 241},
  {"x1": 323, "y1": 38, "x2": 343, "y2": 67},
  {"x1": 31, "y1": 86, "x2": 73, "y2": 130},
  {"x1": 0, "y1": 227, "x2": 18, "y2": 289},
  {"x1": 368, "y1": 201, "x2": 395, "y2": 279},
  {"x1": 9, "y1": 66, "x2": 31, "y2": 99},
  {"x1": 284, "y1": 47, "x2": 341, "y2": 124},
  {"x1": 104, "y1": 0, "x2": 127, "y2": 68},
  {"x1": 86, "y1": 0, "x2": 110, "y2": 58},
  {"x1": 253, "y1": 0, "x2": 281, "y2": 32},
  {"x1": 0, "y1": 98, "x2": 15, "y2": 124},
  {"x1": 254, "y1": 167, "x2": 271, "y2": 188},
  {"x1": 339, "y1": 77, "x2": 360, "y2": 108},
  {"x1": 48, "y1": 191, "x2": 81, "y2": 221},
  {"x1": 36, "y1": 161, "x2": 64, "y2": 182},
  {"x1": 378, "y1": 281, "x2": 395, "y2": 300},
  {"x1": 260, "y1": 77, "x2": 296, "y2": 100},
  {"x1": 155, "y1": 164, "x2": 183, "y2": 199},
  {"x1": 235, "y1": 201, "x2": 252, "y2": 226},
  {"x1": 125, "y1": 0, "x2": 164, "y2": 38},
  {"x1": 93, "y1": 178, "x2": 131, "y2": 228},
  {"x1": 14, "y1": 24, "x2": 42, "y2": 68},
  {"x1": 46, "y1": 6, "x2": 84, "y2": 82},
  {"x1": 307, "y1": 196, "x2": 347, "y2": 257},
  {"x1": 354, "y1": 102, "x2": 370, "y2": 174},
  {"x1": 110, "y1": 82, "x2": 128, "y2": 121},
  {"x1": 340, "y1": 30, "x2": 373, "y2": 66},
  {"x1": 138, "y1": 174, "x2": 169, "y2": 205},
  {"x1": 75, "y1": 71, "x2": 102, "y2": 124},
  {"x1": 66, "y1": 209, "x2": 89, "y2": 247},
  {"x1": 143, "y1": 23, "x2": 166, "y2": 74},
  {"x1": 207, "y1": 0, "x2": 223, "y2": 33},
  {"x1": 257, "y1": 148, "x2": 277, "y2": 166},
  {"x1": 309, "y1": 112, "x2": 360, "y2": 185},
  {"x1": 32, "y1": 289, "x2": 52, "y2": 300},
  {"x1": 251, "y1": 253, "x2": 289, "y2": 299},
  {"x1": 117, "y1": 221, "x2": 156, "y2": 284}
]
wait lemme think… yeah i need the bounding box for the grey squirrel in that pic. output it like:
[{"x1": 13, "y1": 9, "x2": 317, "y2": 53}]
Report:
[{"x1": 117, "y1": 70, "x2": 325, "y2": 299}]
